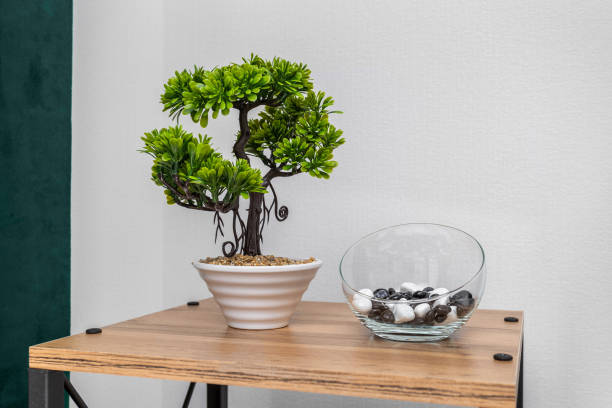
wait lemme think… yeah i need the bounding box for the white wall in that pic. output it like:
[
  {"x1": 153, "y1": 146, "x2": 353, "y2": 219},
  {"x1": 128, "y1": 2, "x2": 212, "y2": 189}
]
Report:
[{"x1": 72, "y1": 0, "x2": 612, "y2": 406}]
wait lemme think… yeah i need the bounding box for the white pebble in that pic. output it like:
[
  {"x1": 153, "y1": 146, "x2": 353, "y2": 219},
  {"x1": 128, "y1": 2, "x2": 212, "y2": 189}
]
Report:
[
  {"x1": 400, "y1": 282, "x2": 420, "y2": 293},
  {"x1": 433, "y1": 297, "x2": 449, "y2": 307},
  {"x1": 357, "y1": 288, "x2": 373, "y2": 297},
  {"x1": 352, "y1": 296, "x2": 372, "y2": 314},
  {"x1": 431, "y1": 288, "x2": 450, "y2": 307},
  {"x1": 445, "y1": 306, "x2": 458, "y2": 323},
  {"x1": 393, "y1": 303, "x2": 415, "y2": 323},
  {"x1": 352, "y1": 289, "x2": 373, "y2": 303},
  {"x1": 389, "y1": 297, "x2": 408, "y2": 312},
  {"x1": 414, "y1": 303, "x2": 431, "y2": 319}
]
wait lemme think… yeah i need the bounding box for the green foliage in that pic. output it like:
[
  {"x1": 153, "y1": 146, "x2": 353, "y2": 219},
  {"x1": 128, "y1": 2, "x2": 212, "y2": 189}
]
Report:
[
  {"x1": 140, "y1": 125, "x2": 266, "y2": 209},
  {"x1": 247, "y1": 91, "x2": 345, "y2": 179},
  {"x1": 144, "y1": 54, "x2": 345, "y2": 225},
  {"x1": 161, "y1": 66, "x2": 206, "y2": 121},
  {"x1": 161, "y1": 54, "x2": 313, "y2": 128}
]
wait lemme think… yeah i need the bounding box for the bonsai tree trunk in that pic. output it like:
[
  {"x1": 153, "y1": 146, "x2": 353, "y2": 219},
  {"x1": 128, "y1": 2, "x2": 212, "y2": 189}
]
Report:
[
  {"x1": 237, "y1": 106, "x2": 266, "y2": 256},
  {"x1": 244, "y1": 192, "x2": 263, "y2": 255}
]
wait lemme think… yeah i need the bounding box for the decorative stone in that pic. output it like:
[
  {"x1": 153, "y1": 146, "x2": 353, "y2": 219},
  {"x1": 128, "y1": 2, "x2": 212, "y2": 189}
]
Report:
[
  {"x1": 368, "y1": 309, "x2": 382, "y2": 320},
  {"x1": 453, "y1": 297, "x2": 475, "y2": 317},
  {"x1": 424, "y1": 310, "x2": 436, "y2": 324},
  {"x1": 431, "y1": 288, "x2": 450, "y2": 307},
  {"x1": 399, "y1": 291, "x2": 412, "y2": 300},
  {"x1": 381, "y1": 309, "x2": 395, "y2": 323},
  {"x1": 445, "y1": 306, "x2": 458, "y2": 323},
  {"x1": 451, "y1": 290, "x2": 473, "y2": 302},
  {"x1": 434, "y1": 313, "x2": 447, "y2": 323},
  {"x1": 432, "y1": 304, "x2": 450, "y2": 324},
  {"x1": 358, "y1": 288, "x2": 374, "y2": 297},
  {"x1": 433, "y1": 297, "x2": 449, "y2": 307},
  {"x1": 354, "y1": 282, "x2": 477, "y2": 327},
  {"x1": 393, "y1": 303, "x2": 415, "y2": 324},
  {"x1": 414, "y1": 303, "x2": 431, "y2": 319},
  {"x1": 352, "y1": 296, "x2": 372, "y2": 314},
  {"x1": 400, "y1": 282, "x2": 420, "y2": 293},
  {"x1": 387, "y1": 298, "x2": 407, "y2": 312},
  {"x1": 373, "y1": 288, "x2": 390, "y2": 299},
  {"x1": 369, "y1": 301, "x2": 389, "y2": 320},
  {"x1": 412, "y1": 291, "x2": 428, "y2": 299},
  {"x1": 433, "y1": 304, "x2": 451, "y2": 315}
]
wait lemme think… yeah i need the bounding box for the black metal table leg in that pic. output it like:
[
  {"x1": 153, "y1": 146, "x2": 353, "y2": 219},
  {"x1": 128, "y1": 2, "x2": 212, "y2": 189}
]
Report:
[
  {"x1": 517, "y1": 337, "x2": 523, "y2": 408},
  {"x1": 182, "y1": 382, "x2": 196, "y2": 408},
  {"x1": 29, "y1": 368, "x2": 64, "y2": 408},
  {"x1": 64, "y1": 375, "x2": 88, "y2": 408},
  {"x1": 207, "y1": 384, "x2": 228, "y2": 408}
]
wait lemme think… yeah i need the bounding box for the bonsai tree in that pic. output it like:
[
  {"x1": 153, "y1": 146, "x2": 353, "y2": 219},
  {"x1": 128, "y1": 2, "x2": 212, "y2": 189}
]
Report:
[{"x1": 140, "y1": 55, "x2": 345, "y2": 257}]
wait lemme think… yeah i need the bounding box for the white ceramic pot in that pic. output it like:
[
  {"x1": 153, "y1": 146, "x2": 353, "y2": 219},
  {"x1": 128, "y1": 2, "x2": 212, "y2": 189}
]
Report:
[{"x1": 192, "y1": 259, "x2": 322, "y2": 330}]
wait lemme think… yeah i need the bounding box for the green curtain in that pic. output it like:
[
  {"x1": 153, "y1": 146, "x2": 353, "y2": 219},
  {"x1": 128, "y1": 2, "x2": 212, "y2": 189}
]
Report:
[{"x1": 0, "y1": 1, "x2": 72, "y2": 406}]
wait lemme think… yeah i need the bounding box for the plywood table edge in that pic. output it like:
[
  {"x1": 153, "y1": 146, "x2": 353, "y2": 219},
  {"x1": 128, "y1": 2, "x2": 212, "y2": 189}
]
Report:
[{"x1": 30, "y1": 346, "x2": 518, "y2": 408}]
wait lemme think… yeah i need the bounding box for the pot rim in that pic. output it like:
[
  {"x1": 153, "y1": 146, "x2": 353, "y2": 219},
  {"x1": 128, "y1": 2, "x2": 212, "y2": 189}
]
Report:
[{"x1": 193, "y1": 258, "x2": 323, "y2": 273}]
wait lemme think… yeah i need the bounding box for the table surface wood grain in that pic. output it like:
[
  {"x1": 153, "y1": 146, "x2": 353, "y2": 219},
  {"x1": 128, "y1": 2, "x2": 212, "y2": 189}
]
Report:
[{"x1": 30, "y1": 299, "x2": 523, "y2": 408}]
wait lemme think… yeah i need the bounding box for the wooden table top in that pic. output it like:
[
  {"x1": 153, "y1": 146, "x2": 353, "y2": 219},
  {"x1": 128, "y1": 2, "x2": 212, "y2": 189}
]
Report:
[{"x1": 30, "y1": 299, "x2": 523, "y2": 408}]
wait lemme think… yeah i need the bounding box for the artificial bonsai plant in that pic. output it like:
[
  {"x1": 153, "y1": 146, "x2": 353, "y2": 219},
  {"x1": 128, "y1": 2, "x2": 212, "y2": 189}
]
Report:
[{"x1": 140, "y1": 55, "x2": 345, "y2": 258}]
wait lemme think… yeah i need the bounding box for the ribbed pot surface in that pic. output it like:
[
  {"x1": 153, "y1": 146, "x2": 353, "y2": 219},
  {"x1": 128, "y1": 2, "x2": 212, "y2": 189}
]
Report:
[{"x1": 193, "y1": 259, "x2": 322, "y2": 329}]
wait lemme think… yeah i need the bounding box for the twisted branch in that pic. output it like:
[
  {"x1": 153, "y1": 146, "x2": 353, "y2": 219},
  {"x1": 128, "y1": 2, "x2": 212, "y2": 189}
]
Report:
[
  {"x1": 158, "y1": 172, "x2": 234, "y2": 213},
  {"x1": 221, "y1": 209, "x2": 246, "y2": 257}
]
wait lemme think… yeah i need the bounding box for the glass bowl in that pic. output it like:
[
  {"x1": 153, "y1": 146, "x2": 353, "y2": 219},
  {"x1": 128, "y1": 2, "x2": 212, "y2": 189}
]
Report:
[{"x1": 340, "y1": 223, "x2": 486, "y2": 342}]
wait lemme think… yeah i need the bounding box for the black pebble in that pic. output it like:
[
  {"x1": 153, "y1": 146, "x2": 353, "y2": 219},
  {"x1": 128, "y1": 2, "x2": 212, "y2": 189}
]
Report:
[
  {"x1": 434, "y1": 313, "x2": 447, "y2": 323},
  {"x1": 381, "y1": 309, "x2": 395, "y2": 323},
  {"x1": 388, "y1": 288, "x2": 396, "y2": 295},
  {"x1": 434, "y1": 305, "x2": 451, "y2": 316},
  {"x1": 493, "y1": 353, "x2": 513, "y2": 361},
  {"x1": 413, "y1": 291, "x2": 428, "y2": 299},
  {"x1": 86, "y1": 328, "x2": 102, "y2": 335},
  {"x1": 423, "y1": 287, "x2": 434, "y2": 292},
  {"x1": 368, "y1": 310, "x2": 381, "y2": 320},
  {"x1": 451, "y1": 290, "x2": 472, "y2": 302},
  {"x1": 504, "y1": 316, "x2": 519, "y2": 322},
  {"x1": 455, "y1": 303, "x2": 475, "y2": 318},
  {"x1": 452, "y1": 297, "x2": 475, "y2": 316},
  {"x1": 187, "y1": 301, "x2": 200, "y2": 306},
  {"x1": 389, "y1": 293, "x2": 403, "y2": 300},
  {"x1": 373, "y1": 288, "x2": 390, "y2": 299},
  {"x1": 424, "y1": 310, "x2": 436, "y2": 324},
  {"x1": 399, "y1": 291, "x2": 412, "y2": 299},
  {"x1": 369, "y1": 302, "x2": 389, "y2": 321}
]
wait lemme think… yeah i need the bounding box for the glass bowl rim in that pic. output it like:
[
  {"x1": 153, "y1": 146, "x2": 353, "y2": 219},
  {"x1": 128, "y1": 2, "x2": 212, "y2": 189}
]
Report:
[{"x1": 339, "y1": 222, "x2": 486, "y2": 304}]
